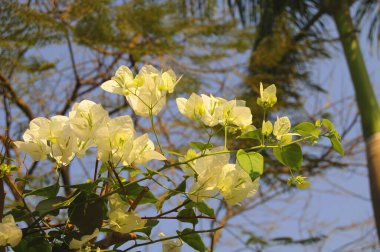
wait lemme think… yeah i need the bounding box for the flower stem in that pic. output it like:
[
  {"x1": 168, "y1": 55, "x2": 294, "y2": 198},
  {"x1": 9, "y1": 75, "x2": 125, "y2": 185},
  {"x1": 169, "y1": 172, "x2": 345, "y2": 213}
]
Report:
[
  {"x1": 224, "y1": 125, "x2": 228, "y2": 150},
  {"x1": 149, "y1": 109, "x2": 165, "y2": 155}
]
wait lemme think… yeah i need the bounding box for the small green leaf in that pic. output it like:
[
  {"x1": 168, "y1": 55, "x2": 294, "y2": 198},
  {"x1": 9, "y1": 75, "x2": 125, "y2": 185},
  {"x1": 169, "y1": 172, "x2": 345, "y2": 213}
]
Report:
[
  {"x1": 35, "y1": 196, "x2": 66, "y2": 217},
  {"x1": 329, "y1": 136, "x2": 344, "y2": 156},
  {"x1": 24, "y1": 182, "x2": 59, "y2": 198},
  {"x1": 293, "y1": 122, "x2": 320, "y2": 138},
  {"x1": 189, "y1": 141, "x2": 213, "y2": 151},
  {"x1": 6, "y1": 207, "x2": 31, "y2": 222},
  {"x1": 14, "y1": 236, "x2": 52, "y2": 252},
  {"x1": 236, "y1": 150, "x2": 264, "y2": 181},
  {"x1": 177, "y1": 208, "x2": 198, "y2": 225},
  {"x1": 65, "y1": 179, "x2": 104, "y2": 193},
  {"x1": 177, "y1": 228, "x2": 206, "y2": 252},
  {"x1": 124, "y1": 182, "x2": 157, "y2": 204},
  {"x1": 296, "y1": 181, "x2": 311, "y2": 189},
  {"x1": 322, "y1": 118, "x2": 335, "y2": 131},
  {"x1": 239, "y1": 129, "x2": 262, "y2": 141},
  {"x1": 273, "y1": 144, "x2": 303, "y2": 171},
  {"x1": 195, "y1": 201, "x2": 215, "y2": 217},
  {"x1": 68, "y1": 193, "x2": 106, "y2": 235},
  {"x1": 139, "y1": 219, "x2": 159, "y2": 236}
]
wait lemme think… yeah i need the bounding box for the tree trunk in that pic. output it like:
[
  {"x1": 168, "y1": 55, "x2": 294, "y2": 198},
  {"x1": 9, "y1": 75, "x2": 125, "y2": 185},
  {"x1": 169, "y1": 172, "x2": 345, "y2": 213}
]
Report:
[{"x1": 330, "y1": 0, "x2": 380, "y2": 241}]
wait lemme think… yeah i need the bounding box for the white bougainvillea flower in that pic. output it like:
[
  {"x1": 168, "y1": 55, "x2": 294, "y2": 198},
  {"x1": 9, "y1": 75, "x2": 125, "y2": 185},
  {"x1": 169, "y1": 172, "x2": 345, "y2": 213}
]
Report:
[
  {"x1": 187, "y1": 147, "x2": 259, "y2": 205},
  {"x1": 127, "y1": 65, "x2": 180, "y2": 116},
  {"x1": 14, "y1": 131, "x2": 50, "y2": 161},
  {"x1": 218, "y1": 99, "x2": 252, "y2": 128},
  {"x1": 109, "y1": 209, "x2": 146, "y2": 234},
  {"x1": 176, "y1": 93, "x2": 205, "y2": 120},
  {"x1": 159, "y1": 69, "x2": 180, "y2": 93},
  {"x1": 123, "y1": 134, "x2": 166, "y2": 165},
  {"x1": 217, "y1": 164, "x2": 259, "y2": 206},
  {"x1": 69, "y1": 100, "x2": 110, "y2": 155},
  {"x1": 262, "y1": 120, "x2": 273, "y2": 136},
  {"x1": 200, "y1": 94, "x2": 223, "y2": 127},
  {"x1": 28, "y1": 117, "x2": 51, "y2": 138},
  {"x1": 101, "y1": 65, "x2": 136, "y2": 96},
  {"x1": 188, "y1": 147, "x2": 229, "y2": 202},
  {"x1": 95, "y1": 116, "x2": 135, "y2": 164},
  {"x1": 49, "y1": 116, "x2": 78, "y2": 165},
  {"x1": 177, "y1": 94, "x2": 253, "y2": 129},
  {"x1": 69, "y1": 228, "x2": 99, "y2": 250},
  {"x1": 273, "y1": 116, "x2": 296, "y2": 142},
  {"x1": 257, "y1": 82, "x2": 277, "y2": 108},
  {"x1": 15, "y1": 116, "x2": 78, "y2": 165},
  {"x1": 159, "y1": 232, "x2": 182, "y2": 252},
  {"x1": 14, "y1": 117, "x2": 52, "y2": 161},
  {"x1": 108, "y1": 194, "x2": 147, "y2": 234},
  {"x1": 102, "y1": 65, "x2": 180, "y2": 117},
  {"x1": 0, "y1": 215, "x2": 22, "y2": 247},
  {"x1": 178, "y1": 149, "x2": 198, "y2": 176}
]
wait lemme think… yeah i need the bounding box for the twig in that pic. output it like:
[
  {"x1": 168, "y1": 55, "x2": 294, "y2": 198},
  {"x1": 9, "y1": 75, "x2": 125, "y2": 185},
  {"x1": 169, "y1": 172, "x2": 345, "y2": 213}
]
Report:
[
  {"x1": 155, "y1": 199, "x2": 191, "y2": 218},
  {"x1": 141, "y1": 215, "x2": 214, "y2": 220},
  {"x1": 128, "y1": 186, "x2": 149, "y2": 212},
  {"x1": 125, "y1": 226, "x2": 224, "y2": 251}
]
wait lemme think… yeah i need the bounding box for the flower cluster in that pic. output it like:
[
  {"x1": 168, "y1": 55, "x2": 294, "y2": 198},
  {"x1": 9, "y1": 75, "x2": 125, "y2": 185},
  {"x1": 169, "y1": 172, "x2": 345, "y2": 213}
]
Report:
[
  {"x1": 176, "y1": 93, "x2": 253, "y2": 130},
  {"x1": 101, "y1": 65, "x2": 180, "y2": 117},
  {"x1": 181, "y1": 147, "x2": 259, "y2": 206},
  {"x1": 257, "y1": 82, "x2": 277, "y2": 109},
  {"x1": 0, "y1": 215, "x2": 22, "y2": 247},
  {"x1": 108, "y1": 194, "x2": 146, "y2": 233},
  {"x1": 10, "y1": 65, "x2": 336, "y2": 251},
  {"x1": 15, "y1": 100, "x2": 164, "y2": 166}
]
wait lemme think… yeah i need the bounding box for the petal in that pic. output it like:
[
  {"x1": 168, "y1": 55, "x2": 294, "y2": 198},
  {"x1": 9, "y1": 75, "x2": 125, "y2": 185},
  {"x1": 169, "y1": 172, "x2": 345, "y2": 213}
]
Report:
[
  {"x1": 176, "y1": 98, "x2": 187, "y2": 115},
  {"x1": 101, "y1": 80, "x2": 124, "y2": 95}
]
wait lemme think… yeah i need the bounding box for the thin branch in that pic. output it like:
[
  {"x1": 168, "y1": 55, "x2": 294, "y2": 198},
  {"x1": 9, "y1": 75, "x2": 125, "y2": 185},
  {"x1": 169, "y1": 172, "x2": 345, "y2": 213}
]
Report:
[
  {"x1": 59, "y1": 32, "x2": 82, "y2": 115},
  {"x1": 0, "y1": 73, "x2": 34, "y2": 120},
  {"x1": 125, "y1": 226, "x2": 224, "y2": 251}
]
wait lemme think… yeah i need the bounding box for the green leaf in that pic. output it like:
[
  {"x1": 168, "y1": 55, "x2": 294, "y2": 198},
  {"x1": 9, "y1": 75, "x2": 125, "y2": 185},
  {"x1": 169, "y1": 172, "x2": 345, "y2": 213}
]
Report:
[
  {"x1": 6, "y1": 207, "x2": 32, "y2": 222},
  {"x1": 189, "y1": 141, "x2": 213, "y2": 151},
  {"x1": 236, "y1": 150, "x2": 264, "y2": 181},
  {"x1": 296, "y1": 181, "x2": 311, "y2": 189},
  {"x1": 53, "y1": 191, "x2": 81, "y2": 208},
  {"x1": 65, "y1": 179, "x2": 104, "y2": 193},
  {"x1": 177, "y1": 208, "x2": 198, "y2": 225},
  {"x1": 246, "y1": 234, "x2": 268, "y2": 245},
  {"x1": 24, "y1": 182, "x2": 59, "y2": 198},
  {"x1": 68, "y1": 193, "x2": 106, "y2": 235},
  {"x1": 273, "y1": 144, "x2": 303, "y2": 171},
  {"x1": 124, "y1": 182, "x2": 157, "y2": 204},
  {"x1": 35, "y1": 196, "x2": 66, "y2": 217},
  {"x1": 329, "y1": 136, "x2": 344, "y2": 156},
  {"x1": 195, "y1": 201, "x2": 215, "y2": 217},
  {"x1": 322, "y1": 118, "x2": 335, "y2": 131},
  {"x1": 239, "y1": 129, "x2": 262, "y2": 141},
  {"x1": 139, "y1": 219, "x2": 159, "y2": 236},
  {"x1": 14, "y1": 236, "x2": 52, "y2": 252},
  {"x1": 293, "y1": 122, "x2": 320, "y2": 138},
  {"x1": 155, "y1": 179, "x2": 187, "y2": 211},
  {"x1": 177, "y1": 228, "x2": 206, "y2": 252}
]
